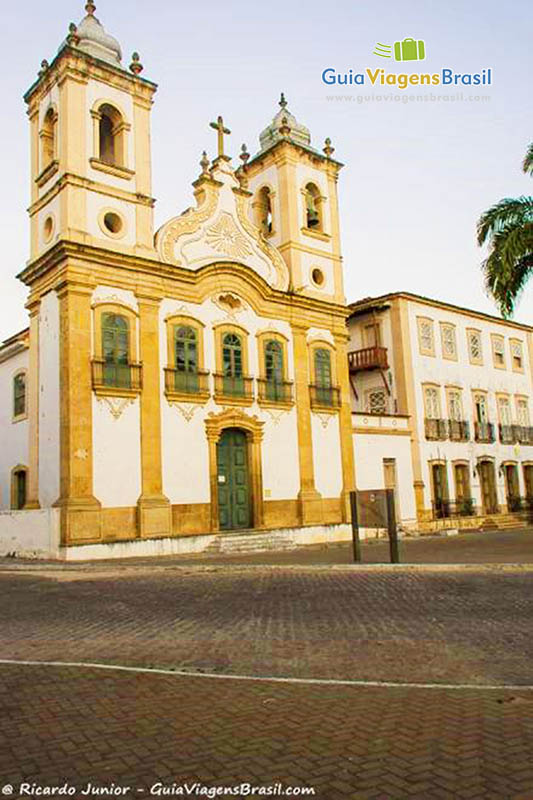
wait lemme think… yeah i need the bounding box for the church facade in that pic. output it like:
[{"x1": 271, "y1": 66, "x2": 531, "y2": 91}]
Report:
[{"x1": 0, "y1": 3, "x2": 356, "y2": 558}]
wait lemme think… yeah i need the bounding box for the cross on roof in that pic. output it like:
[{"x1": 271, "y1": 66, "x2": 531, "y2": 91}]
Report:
[{"x1": 209, "y1": 116, "x2": 231, "y2": 159}]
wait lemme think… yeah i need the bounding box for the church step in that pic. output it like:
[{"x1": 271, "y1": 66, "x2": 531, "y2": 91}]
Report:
[{"x1": 205, "y1": 530, "x2": 297, "y2": 554}]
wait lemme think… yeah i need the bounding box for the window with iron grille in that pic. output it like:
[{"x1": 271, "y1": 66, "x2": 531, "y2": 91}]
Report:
[
  {"x1": 511, "y1": 340, "x2": 524, "y2": 371},
  {"x1": 492, "y1": 335, "x2": 505, "y2": 368},
  {"x1": 467, "y1": 331, "x2": 483, "y2": 364},
  {"x1": 441, "y1": 324, "x2": 457, "y2": 359},
  {"x1": 447, "y1": 389, "x2": 463, "y2": 421},
  {"x1": 366, "y1": 389, "x2": 387, "y2": 415},
  {"x1": 424, "y1": 386, "x2": 440, "y2": 419},
  {"x1": 517, "y1": 398, "x2": 530, "y2": 427},
  {"x1": 418, "y1": 318, "x2": 434, "y2": 355}
]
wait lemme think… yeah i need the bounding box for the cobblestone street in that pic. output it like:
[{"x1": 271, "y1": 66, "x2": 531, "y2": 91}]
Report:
[{"x1": 1, "y1": 534, "x2": 533, "y2": 797}]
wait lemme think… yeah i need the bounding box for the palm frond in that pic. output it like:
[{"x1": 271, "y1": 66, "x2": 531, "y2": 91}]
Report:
[
  {"x1": 522, "y1": 142, "x2": 533, "y2": 175},
  {"x1": 477, "y1": 196, "x2": 533, "y2": 245}
]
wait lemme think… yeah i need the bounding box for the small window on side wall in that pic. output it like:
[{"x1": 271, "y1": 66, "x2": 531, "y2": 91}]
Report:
[
  {"x1": 12, "y1": 468, "x2": 27, "y2": 510},
  {"x1": 13, "y1": 372, "x2": 27, "y2": 420}
]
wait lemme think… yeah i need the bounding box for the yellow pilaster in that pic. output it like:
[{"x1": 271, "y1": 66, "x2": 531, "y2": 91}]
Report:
[
  {"x1": 334, "y1": 332, "x2": 356, "y2": 521},
  {"x1": 55, "y1": 283, "x2": 101, "y2": 543},
  {"x1": 58, "y1": 74, "x2": 87, "y2": 240},
  {"x1": 24, "y1": 301, "x2": 41, "y2": 509},
  {"x1": 136, "y1": 295, "x2": 171, "y2": 537},
  {"x1": 133, "y1": 97, "x2": 154, "y2": 253},
  {"x1": 29, "y1": 108, "x2": 40, "y2": 260},
  {"x1": 390, "y1": 297, "x2": 426, "y2": 520},
  {"x1": 277, "y1": 154, "x2": 302, "y2": 289},
  {"x1": 326, "y1": 169, "x2": 345, "y2": 305},
  {"x1": 291, "y1": 322, "x2": 322, "y2": 524}
]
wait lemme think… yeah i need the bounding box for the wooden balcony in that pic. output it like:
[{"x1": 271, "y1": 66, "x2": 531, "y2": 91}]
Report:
[{"x1": 348, "y1": 346, "x2": 388, "y2": 373}]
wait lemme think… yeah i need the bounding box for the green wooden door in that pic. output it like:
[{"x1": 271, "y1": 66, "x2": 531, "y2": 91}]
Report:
[{"x1": 217, "y1": 428, "x2": 251, "y2": 530}]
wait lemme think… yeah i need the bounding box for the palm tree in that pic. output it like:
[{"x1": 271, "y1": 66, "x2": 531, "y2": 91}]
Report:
[{"x1": 477, "y1": 143, "x2": 533, "y2": 318}]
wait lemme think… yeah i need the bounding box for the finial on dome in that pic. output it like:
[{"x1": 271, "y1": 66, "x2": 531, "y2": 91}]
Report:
[
  {"x1": 279, "y1": 116, "x2": 291, "y2": 138},
  {"x1": 279, "y1": 92, "x2": 288, "y2": 110},
  {"x1": 239, "y1": 143, "x2": 250, "y2": 166},
  {"x1": 129, "y1": 52, "x2": 143, "y2": 75},
  {"x1": 200, "y1": 151, "x2": 210, "y2": 176},
  {"x1": 323, "y1": 137, "x2": 335, "y2": 158},
  {"x1": 85, "y1": 1, "x2": 96, "y2": 15},
  {"x1": 66, "y1": 23, "x2": 80, "y2": 47}
]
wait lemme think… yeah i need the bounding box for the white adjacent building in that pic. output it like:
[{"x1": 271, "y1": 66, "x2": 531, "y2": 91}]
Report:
[{"x1": 348, "y1": 292, "x2": 533, "y2": 530}]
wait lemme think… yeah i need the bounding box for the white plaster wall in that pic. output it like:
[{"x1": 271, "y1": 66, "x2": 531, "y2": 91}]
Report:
[
  {"x1": 0, "y1": 350, "x2": 29, "y2": 510},
  {"x1": 407, "y1": 299, "x2": 533, "y2": 507},
  {"x1": 312, "y1": 414, "x2": 342, "y2": 497},
  {"x1": 353, "y1": 431, "x2": 416, "y2": 523},
  {"x1": 86, "y1": 191, "x2": 136, "y2": 247},
  {"x1": 92, "y1": 396, "x2": 142, "y2": 507},
  {"x1": 39, "y1": 291, "x2": 60, "y2": 507},
  {"x1": 0, "y1": 508, "x2": 60, "y2": 558},
  {"x1": 300, "y1": 251, "x2": 335, "y2": 295},
  {"x1": 261, "y1": 409, "x2": 300, "y2": 499},
  {"x1": 92, "y1": 286, "x2": 139, "y2": 312},
  {"x1": 161, "y1": 406, "x2": 210, "y2": 504},
  {"x1": 37, "y1": 196, "x2": 61, "y2": 254},
  {"x1": 159, "y1": 296, "x2": 301, "y2": 505}
]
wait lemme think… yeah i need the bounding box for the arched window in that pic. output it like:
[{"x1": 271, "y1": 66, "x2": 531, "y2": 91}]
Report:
[
  {"x1": 264, "y1": 340, "x2": 284, "y2": 401},
  {"x1": 174, "y1": 325, "x2": 198, "y2": 393},
  {"x1": 41, "y1": 108, "x2": 56, "y2": 169},
  {"x1": 305, "y1": 183, "x2": 322, "y2": 230},
  {"x1": 256, "y1": 187, "x2": 273, "y2": 236},
  {"x1": 98, "y1": 104, "x2": 124, "y2": 167},
  {"x1": 314, "y1": 348, "x2": 333, "y2": 405},
  {"x1": 102, "y1": 313, "x2": 130, "y2": 387},
  {"x1": 13, "y1": 372, "x2": 27, "y2": 419},
  {"x1": 12, "y1": 468, "x2": 27, "y2": 510},
  {"x1": 222, "y1": 332, "x2": 244, "y2": 396}
]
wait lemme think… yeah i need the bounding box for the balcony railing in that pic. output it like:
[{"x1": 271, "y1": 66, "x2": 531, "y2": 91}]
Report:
[
  {"x1": 474, "y1": 421, "x2": 495, "y2": 443},
  {"x1": 432, "y1": 498, "x2": 476, "y2": 520},
  {"x1": 91, "y1": 358, "x2": 142, "y2": 392},
  {"x1": 499, "y1": 424, "x2": 515, "y2": 445},
  {"x1": 257, "y1": 378, "x2": 294, "y2": 404},
  {"x1": 348, "y1": 346, "x2": 389, "y2": 372},
  {"x1": 164, "y1": 367, "x2": 210, "y2": 396},
  {"x1": 424, "y1": 418, "x2": 448, "y2": 441},
  {"x1": 448, "y1": 420, "x2": 470, "y2": 442},
  {"x1": 515, "y1": 425, "x2": 533, "y2": 445},
  {"x1": 213, "y1": 373, "x2": 254, "y2": 401},
  {"x1": 309, "y1": 384, "x2": 341, "y2": 409}
]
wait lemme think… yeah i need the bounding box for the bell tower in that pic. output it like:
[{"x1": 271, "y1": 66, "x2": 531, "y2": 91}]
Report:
[
  {"x1": 244, "y1": 95, "x2": 345, "y2": 305},
  {"x1": 24, "y1": 1, "x2": 157, "y2": 263}
]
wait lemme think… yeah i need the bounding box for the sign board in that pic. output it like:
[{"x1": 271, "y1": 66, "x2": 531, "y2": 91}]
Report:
[{"x1": 356, "y1": 489, "x2": 389, "y2": 529}]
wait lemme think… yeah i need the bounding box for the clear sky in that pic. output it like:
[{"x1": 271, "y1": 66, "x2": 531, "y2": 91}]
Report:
[{"x1": 1, "y1": 0, "x2": 532, "y2": 340}]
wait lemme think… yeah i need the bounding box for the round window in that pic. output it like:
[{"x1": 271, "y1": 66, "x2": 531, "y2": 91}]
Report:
[
  {"x1": 311, "y1": 268, "x2": 325, "y2": 287},
  {"x1": 43, "y1": 216, "x2": 54, "y2": 242},
  {"x1": 103, "y1": 211, "x2": 123, "y2": 235}
]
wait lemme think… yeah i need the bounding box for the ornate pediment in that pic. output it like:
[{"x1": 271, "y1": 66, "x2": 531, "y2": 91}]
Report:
[{"x1": 154, "y1": 160, "x2": 289, "y2": 291}]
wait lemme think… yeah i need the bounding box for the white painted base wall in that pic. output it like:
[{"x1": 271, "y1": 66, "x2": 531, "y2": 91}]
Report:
[
  {"x1": 0, "y1": 508, "x2": 60, "y2": 558},
  {"x1": 61, "y1": 523, "x2": 352, "y2": 561}
]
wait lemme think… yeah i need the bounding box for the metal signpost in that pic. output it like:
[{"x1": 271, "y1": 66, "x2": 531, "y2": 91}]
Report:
[{"x1": 349, "y1": 488, "x2": 400, "y2": 564}]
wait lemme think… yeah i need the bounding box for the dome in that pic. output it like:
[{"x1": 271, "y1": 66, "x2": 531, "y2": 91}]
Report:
[
  {"x1": 259, "y1": 94, "x2": 312, "y2": 152},
  {"x1": 62, "y1": 2, "x2": 122, "y2": 67}
]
